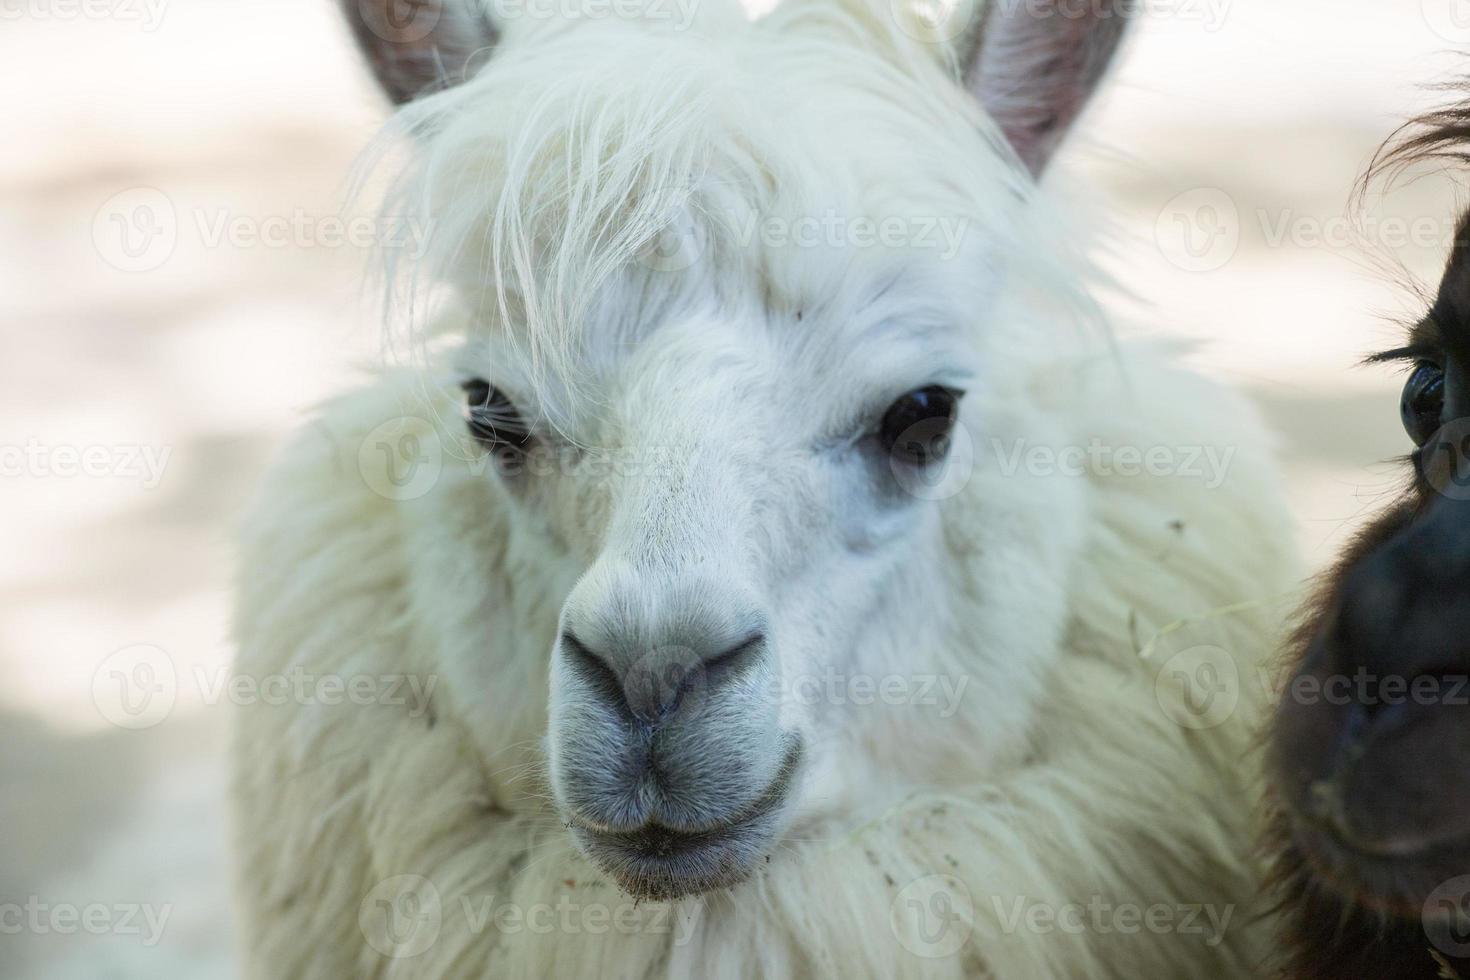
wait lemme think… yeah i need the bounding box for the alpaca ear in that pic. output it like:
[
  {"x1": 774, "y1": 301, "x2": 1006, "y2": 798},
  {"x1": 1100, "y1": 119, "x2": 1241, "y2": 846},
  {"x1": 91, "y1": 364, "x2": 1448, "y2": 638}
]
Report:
[
  {"x1": 341, "y1": 0, "x2": 499, "y2": 105},
  {"x1": 960, "y1": 0, "x2": 1133, "y2": 176}
]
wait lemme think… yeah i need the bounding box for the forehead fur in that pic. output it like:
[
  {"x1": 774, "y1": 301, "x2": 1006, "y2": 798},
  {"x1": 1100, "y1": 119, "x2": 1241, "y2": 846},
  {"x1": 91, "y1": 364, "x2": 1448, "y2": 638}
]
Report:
[{"x1": 370, "y1": 0, "x2": 1083, "y2": 391}]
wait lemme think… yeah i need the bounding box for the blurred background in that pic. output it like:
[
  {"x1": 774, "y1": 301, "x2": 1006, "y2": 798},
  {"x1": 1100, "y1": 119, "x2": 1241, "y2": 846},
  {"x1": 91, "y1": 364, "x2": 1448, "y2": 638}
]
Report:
[{"x1": 1, "y1": 0, "x2": 1466, "y2": 974}]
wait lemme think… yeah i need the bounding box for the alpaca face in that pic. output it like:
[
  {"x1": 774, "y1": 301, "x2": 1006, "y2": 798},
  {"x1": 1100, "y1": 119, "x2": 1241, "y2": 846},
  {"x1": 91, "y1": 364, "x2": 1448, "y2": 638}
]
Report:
[
  {"x1": 488, "y1": 283, "x2": 981, "y2": 899},
  {"x1": 343, "y1": 0, "x2": 1131, "y2": 901},
  {"x1": 1271, "y1": 208, "x2": 1470, "y2": 924}
]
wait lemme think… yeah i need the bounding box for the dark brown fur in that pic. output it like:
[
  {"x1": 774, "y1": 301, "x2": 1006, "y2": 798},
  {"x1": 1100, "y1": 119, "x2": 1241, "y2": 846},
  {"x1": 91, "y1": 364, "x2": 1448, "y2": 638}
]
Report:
[{"x1": 1263, "y1": 94, "x2": 1470, "y2": 980}]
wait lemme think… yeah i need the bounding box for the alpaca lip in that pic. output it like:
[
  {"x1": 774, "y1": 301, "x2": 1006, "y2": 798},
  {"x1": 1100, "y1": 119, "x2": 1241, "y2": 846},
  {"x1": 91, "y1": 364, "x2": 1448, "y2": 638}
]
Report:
[
  {"x1": 570, "y1": 739, "x2": 802, "y2": 900},
  {"x1": 1285, "y1": 789, "x2": 1470, "y2": 913},
  {"x1": 1288, "y1": 816, "x2": 1470, "y2": 914},
  {"x1": 1278, "y1": 693, "x2": 1470, "y2": 867}
]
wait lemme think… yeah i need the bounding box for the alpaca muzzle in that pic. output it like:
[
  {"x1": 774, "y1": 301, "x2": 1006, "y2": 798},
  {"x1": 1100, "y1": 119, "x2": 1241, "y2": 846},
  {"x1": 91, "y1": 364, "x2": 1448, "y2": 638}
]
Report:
[
  {"x1": 1273, "y1": 495, "x2": 1470, "y2": 891},
  {"x1": 546, "y1": 568, "x2": 801, "y2": 898},
  {"x1": 567, "y1": 738, "x2": 803, "y2": 901}
]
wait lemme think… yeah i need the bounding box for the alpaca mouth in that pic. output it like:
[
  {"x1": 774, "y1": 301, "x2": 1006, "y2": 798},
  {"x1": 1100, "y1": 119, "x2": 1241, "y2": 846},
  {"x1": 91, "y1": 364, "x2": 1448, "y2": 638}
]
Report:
[
  {"x1": 1281, "y1": 758, "x2": 1470, "y2": 916},
  {"x1": 1285, "y1": 790, "x2": 1470, "y2": 914},
  {"x1": 569, "y1": 740, "x2": 802, "y2": 901},
  {"x1": 1273, "y1": 672, "x2": 1470, "y2": 908}
]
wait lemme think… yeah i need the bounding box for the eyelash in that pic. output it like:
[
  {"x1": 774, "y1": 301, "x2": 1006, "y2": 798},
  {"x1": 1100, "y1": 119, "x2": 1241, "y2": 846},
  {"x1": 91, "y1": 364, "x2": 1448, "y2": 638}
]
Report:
[
  {"x1": 462, "y1": 379, "x2": 535, "y2": 452},
  {"x1": 1368, "y1": 346, "x2": 1439, "y2": 368}
]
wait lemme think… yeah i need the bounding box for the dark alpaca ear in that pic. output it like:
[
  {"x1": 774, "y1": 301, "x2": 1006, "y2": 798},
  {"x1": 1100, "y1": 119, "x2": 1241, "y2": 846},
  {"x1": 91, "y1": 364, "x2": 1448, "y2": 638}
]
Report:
[
  {"x1": 341, "y1": 0, "x2": 499, "y2": 105},
  {"x1": 960, "y1": 0, "x2": 1134, "y2": 176}
]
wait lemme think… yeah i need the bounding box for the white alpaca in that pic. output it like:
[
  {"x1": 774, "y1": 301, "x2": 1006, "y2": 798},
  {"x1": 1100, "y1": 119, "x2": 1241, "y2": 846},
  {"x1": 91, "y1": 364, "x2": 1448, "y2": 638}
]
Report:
[{"x1": 232, "y1": 0, "x2": 1298, "y2": 976}]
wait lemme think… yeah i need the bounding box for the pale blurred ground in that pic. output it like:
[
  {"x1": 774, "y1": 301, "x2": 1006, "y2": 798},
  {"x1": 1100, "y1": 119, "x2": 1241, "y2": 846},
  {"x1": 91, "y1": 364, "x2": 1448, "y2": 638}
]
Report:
[{"x1": 0, "y1": 0, "x2": 1465, "y2": 975}]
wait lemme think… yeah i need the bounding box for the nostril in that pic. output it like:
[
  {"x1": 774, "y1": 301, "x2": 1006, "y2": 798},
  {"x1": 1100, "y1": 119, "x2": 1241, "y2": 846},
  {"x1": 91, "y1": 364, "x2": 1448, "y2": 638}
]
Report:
[
  {"x1": 561, "y1": 631, "x2": 627, "y2": 712},
  {"x1": 560, "y1": 629, "x2": 769, "y2": 727},
  {"x1": 561, "y1": 630, "x2": 688, "y2": 725},
  {"x1": 705, "y1": 632, "x2": 767, "y2": 679},
  {"x1": 639, "y1": 633, "x2": 766, "y2": 724}
]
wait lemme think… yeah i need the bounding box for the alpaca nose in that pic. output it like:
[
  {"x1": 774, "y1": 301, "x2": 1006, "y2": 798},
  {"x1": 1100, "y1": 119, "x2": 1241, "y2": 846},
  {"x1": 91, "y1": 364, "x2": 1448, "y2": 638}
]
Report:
[
  {"x1": 1274, "y1": 496, "x2": 1470, "y2": 850},
  {"x1": 1329, "y1": 497, "x2": 1470, "y2": 703},
  {"x1": 558, "y1": 631, "x2": 770, "y2": 725},
  {"x1": 561, "y1": 628, "x2": 768, "y2": 724},
  {"x1": 550, "y1": 574, "x2": 786, "y2": 835}
]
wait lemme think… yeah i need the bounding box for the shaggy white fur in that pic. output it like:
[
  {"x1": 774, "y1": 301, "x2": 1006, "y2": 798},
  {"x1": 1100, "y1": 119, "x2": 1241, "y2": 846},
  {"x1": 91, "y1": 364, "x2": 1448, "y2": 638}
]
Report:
[{"x1": 232, "y1": 0, "x2": 1299, "y2": 976}]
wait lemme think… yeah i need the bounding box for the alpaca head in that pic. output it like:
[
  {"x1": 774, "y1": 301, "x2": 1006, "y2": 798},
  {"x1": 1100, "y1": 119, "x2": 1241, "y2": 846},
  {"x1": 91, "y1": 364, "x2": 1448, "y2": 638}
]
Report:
[
  {"x1": 1269, "y1": 108, "x2": 1470, "y2": 937},
  {"x1": 345, "y1": 0, "x2": 1130, "y2": 900}
]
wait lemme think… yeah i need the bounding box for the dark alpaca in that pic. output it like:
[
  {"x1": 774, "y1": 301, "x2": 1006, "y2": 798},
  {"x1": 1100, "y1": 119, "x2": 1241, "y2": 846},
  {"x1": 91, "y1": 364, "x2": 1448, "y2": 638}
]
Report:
[{"x1": 1266, "y1": 99, "x2": 1470, "y2": 980}]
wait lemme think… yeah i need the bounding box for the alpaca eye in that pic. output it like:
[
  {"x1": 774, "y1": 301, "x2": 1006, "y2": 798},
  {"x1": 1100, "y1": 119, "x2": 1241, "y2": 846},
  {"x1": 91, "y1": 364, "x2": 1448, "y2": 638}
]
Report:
[
  {"x1": 463, "y1": 378, "x2": 533, "y2": 453},
  {"x1": 881, "y1": 386, "x2": 962, "y2": 466},
  {"x1": 1401, "y1": 362, "x2": 1445, "y2": 447}
]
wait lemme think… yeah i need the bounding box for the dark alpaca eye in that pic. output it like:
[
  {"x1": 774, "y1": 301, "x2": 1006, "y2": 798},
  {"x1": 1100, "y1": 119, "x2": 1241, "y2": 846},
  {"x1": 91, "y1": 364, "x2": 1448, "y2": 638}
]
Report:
[
  {"x1": 1401, "y1": 362, "x2": 1445, "y2": 447},
  {"x1": 881, "y1": 386, "x2": 962, "y2": 466},
  {"x1": 463, "y1": 378, "x2": 534, "y2": 453}
]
